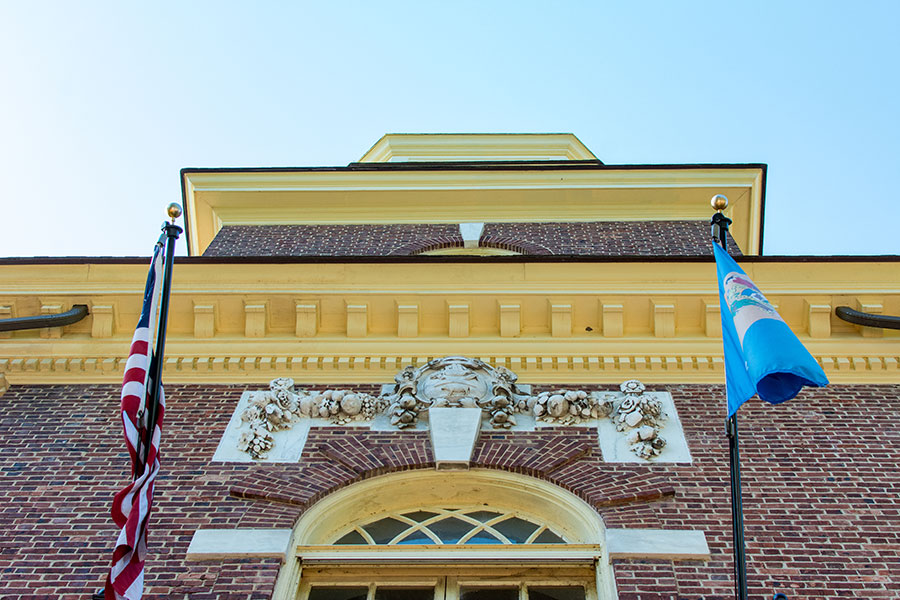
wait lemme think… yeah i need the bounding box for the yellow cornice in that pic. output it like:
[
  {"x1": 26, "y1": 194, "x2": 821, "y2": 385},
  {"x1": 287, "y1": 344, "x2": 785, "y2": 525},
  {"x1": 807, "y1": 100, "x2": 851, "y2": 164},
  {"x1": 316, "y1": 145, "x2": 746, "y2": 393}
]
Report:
[
  {"x1": 0, "y1": 261, "x2": 896, "y2": 385},
  {"x1": 183, "y1": 166, "x2": 764, "y2": 256}
]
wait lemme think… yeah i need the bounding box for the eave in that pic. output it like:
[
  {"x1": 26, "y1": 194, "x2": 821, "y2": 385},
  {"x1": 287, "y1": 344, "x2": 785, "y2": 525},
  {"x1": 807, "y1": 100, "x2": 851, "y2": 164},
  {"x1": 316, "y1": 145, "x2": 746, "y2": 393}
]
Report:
[
  {"x1": 181, "y1": 164, "x2": 766, "y2": 257},
  {"x1": 0, "y1": 259, "x2": 896, "y2": 387}
]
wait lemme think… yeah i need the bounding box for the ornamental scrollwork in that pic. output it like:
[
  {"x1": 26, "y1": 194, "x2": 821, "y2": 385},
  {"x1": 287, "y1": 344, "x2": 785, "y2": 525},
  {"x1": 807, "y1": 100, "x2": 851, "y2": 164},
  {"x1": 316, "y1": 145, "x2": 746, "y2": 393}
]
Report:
[{"x1": 234, "y1": 358, "x2": 669, "y2": 461}]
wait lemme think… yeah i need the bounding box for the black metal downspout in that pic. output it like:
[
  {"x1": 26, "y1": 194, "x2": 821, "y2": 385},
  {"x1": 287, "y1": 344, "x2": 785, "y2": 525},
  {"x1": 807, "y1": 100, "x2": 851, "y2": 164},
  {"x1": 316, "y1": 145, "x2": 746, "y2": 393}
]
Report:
[
  {"x1": 0, "y1": 304, "x2": 89, "y2": 332},
  {"x1": 835, "y1": 306, "x2": 900, "y2": 330}
]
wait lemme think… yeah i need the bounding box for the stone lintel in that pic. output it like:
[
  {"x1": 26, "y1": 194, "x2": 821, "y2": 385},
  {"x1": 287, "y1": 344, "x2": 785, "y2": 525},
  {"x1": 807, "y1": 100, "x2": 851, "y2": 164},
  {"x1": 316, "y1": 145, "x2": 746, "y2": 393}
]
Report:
[
  {"x1": 186, "y1": 528, "x2": 293, "y2": 561},
  {"x1": 606, "y1": 528, "x2": 710, "y2": 561}
]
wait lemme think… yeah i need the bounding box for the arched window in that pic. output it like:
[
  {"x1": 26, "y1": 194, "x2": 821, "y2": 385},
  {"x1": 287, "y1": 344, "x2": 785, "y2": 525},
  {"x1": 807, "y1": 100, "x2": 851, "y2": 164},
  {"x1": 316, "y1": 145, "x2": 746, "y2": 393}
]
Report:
[
  {"x1": 333, "y1": 508, "x2": 566, "y2": 546},
  {"x1": 272, "y1": 470, "x2": 616, "y2": 600}
]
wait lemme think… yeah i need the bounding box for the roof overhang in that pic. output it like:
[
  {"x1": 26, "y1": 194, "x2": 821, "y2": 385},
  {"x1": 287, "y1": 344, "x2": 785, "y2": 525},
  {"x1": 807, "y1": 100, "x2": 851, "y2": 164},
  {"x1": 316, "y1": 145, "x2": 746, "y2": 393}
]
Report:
[{"x1": 182, "y1": 163, "x2": 766, "y2": 256}]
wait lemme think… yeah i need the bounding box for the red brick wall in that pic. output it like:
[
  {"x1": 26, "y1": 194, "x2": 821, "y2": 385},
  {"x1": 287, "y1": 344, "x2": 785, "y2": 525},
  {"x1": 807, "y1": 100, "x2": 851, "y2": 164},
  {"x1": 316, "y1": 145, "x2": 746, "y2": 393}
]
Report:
[
  {"x1": 202, "y1": 224, "x2": 462, "y2": 257},
  {"x1": 1, "y1": 383, "x2": 897, "y2": 599},
  {"x1": 481, "y1": 222, "x2": 744, "y2": 257},
  {"x1": 201, "y1": 221, "x2": 743, "y2": 257}
]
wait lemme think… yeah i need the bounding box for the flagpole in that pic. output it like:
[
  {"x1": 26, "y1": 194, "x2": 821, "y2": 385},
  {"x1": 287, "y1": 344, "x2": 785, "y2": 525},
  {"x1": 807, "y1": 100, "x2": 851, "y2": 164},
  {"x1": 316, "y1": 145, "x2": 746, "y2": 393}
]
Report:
[
  {"x1": 711, "y1": 194, "x2": 748, "y2": 600},
  {"x1": 141, "y1": 203, "x2": 183, "y2": 470}
]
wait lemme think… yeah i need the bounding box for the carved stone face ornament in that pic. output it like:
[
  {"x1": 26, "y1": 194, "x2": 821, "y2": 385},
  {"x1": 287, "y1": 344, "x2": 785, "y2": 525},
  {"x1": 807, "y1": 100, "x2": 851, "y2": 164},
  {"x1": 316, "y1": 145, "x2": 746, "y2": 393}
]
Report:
[{"x1": 422, "y1": 362, "x2": 485, "y2": 408}]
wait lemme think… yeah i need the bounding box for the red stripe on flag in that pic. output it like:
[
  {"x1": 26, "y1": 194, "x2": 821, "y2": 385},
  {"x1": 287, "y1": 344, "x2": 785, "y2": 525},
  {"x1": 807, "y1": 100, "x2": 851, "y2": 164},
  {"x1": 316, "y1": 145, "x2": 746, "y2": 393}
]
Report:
[{"x1": 106, "y1": 244, "x2": 166, "y2": 600}]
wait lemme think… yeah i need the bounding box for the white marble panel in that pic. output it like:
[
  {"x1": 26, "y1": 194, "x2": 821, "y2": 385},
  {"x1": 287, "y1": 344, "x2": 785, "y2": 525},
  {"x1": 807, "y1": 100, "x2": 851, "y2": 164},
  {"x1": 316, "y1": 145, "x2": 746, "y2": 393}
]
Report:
[
  {"x1": 186, "y1": 528, "x2": 293, "y2": 561},
  {"x1": 429, "y1": 407, "x2": 482, "y2": 468},
  {"x1": 212, "y1": 391, "x2": 312, "y2": 463},
  {"x1": 606, "y1": 528, "x2": 709, "y2": 560},
  {"x1": 596, "y1": 391, "x2": 692, "y2": 463}
]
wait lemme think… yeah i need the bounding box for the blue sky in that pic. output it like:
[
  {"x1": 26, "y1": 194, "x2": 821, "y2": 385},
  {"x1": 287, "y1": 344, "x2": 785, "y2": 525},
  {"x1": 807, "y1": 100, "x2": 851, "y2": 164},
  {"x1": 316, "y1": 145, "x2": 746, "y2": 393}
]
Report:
[{"x1": 1, "y1": 1, "x2": 898, "y2": 256}]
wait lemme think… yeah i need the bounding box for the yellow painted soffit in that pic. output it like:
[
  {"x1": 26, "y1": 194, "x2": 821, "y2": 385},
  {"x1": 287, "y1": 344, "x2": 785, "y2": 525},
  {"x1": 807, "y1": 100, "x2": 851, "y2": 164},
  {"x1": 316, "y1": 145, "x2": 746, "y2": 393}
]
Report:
[
  {"x1": 182, "y1": 167, "x2": 764, "y2": 256},
  {"x1": 0, "y1": 260, "x2": 897, "y2": 385}
]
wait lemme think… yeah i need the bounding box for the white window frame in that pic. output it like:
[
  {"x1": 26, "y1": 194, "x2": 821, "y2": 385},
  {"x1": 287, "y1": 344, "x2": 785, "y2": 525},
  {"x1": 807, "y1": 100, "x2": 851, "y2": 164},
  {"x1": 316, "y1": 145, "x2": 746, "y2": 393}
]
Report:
[{"x1": 297, "y1": 564, "x2": 599, "y2": 600}]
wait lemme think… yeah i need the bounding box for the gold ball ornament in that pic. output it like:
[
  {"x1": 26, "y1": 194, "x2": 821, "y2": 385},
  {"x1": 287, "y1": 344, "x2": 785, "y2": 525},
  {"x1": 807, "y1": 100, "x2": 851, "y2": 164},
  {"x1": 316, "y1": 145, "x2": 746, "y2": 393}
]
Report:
[
  {"x1": 710, "y1": 194, "x2": 729, "y2": 211},
  {"x1": 167, "y1": 203, "x2": 183, "y2": 220}
]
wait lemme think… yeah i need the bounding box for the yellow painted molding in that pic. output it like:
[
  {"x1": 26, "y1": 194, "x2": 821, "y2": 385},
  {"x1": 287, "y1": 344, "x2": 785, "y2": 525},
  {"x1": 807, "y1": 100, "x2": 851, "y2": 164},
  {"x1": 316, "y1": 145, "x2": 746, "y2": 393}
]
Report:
[
  {"x1": 295, "y1": 544, "x2": 604, "y2": 563},
  {"x1": 0, "y1": 304, "x2": 12, "y2": 340},
  {"x1": 856, "y1": 297, "x2": 884, "y2": 338},
  {"x1": 193, "y1": 302, "x2": 216, "y2": 338},
  {"x1": 703, "y1": 300, "x2": 721, "y2": 338},
  {"x1": 601, "y1": 303, "x2": 624, "y2": 338},
  {"x1": 295, "y1": 301, "x2": 319, "y2": 337},
  {"x1": 90, "y1": 303, "x2": 115, "y2": 339},
  {"x1": 448, "y1": 303, "x2": 470, "y2": 338},
  {"x1": 183, "y1": 166, "x2": 763, "y2": 255},
  {"x1": 346, "y1": 303, "x2": 368, "y2": 337},
  {"x1": 40, "y1": 303, "x2": 64, "y2": 339},
  {"x1": 651, "y1": 300, "x2": 676, "y2": 338},
  {"x1": 499, "y1": 303, "x2": 521, "y2": 338},
  {"x1": 358, "y1": 133, "x2": 598, "y2": 163},
  {"x1": 243, "y1": 301, "x2": 268, "y2": 338},
  {"x1": 397, "y1": 303, "x2": 419, "y2": 338},
  {"x1": 0, "y1": 260, "x2": 897, "y2": 385},
  {"x1": 550, "y1": 303, "x2": 573, "y2": 337}
]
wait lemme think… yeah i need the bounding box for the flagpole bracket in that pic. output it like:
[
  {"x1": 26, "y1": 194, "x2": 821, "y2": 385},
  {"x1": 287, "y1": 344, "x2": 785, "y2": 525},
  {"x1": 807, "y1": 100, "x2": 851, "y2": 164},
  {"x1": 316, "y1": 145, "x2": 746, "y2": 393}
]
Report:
[{"x1": 711, "y1": 211, "x2": 732, "y2": 248}]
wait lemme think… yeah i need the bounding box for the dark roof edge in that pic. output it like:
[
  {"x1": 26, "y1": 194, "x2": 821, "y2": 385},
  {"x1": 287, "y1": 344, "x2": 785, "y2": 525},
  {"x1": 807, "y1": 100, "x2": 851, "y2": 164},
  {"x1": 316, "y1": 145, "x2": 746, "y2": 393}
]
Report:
[
  {"x1": 758, "y1": 164, "x2": 768, "y2": 256},
  {"x1": 180, "y1": 162, "x2": 767, "y2": 174},
  {"x1": 180, "y1": 167, "x2": 193, "y2": 258},
  {"x1": 2, "y1": 254, "x2": 898, "y2": 265}
]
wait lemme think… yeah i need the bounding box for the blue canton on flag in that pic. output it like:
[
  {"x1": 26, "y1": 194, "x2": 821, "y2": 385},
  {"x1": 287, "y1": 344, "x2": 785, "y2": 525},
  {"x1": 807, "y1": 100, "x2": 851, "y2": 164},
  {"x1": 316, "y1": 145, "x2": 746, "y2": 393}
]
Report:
[{"x1": 713, "y1": 243, "x2": 828, "y2": 416}]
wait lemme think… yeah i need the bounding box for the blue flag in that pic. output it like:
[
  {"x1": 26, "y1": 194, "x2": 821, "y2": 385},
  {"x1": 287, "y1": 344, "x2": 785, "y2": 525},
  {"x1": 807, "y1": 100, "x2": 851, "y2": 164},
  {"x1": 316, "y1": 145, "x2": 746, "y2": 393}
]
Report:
[{"x1": 714, "y1": 243, "x2": 828, "y2": 416}]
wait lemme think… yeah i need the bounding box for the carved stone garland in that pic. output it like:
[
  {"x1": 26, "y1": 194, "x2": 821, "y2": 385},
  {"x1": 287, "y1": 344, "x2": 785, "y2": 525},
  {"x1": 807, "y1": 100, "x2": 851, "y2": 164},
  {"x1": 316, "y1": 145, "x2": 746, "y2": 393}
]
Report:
[
  {"x1": 611, "y1": 379, "x2": 667, "y2": 459},
  {"x1": 235, "y1": 357, "x2": 669, "y2": 460},
  {"x1": 237, "y1": 377, "x2": 384, "y2": 459}
]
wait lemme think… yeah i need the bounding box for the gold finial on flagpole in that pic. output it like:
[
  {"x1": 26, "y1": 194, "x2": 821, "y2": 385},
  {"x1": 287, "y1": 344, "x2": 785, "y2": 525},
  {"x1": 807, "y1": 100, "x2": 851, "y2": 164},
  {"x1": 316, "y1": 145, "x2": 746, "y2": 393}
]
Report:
[
  {"x1": 167, "y1": 203, "x2": 183, "y2": 223},
  {"x1": 711, "y1": 194, "x2": 729, "y2": 212}
]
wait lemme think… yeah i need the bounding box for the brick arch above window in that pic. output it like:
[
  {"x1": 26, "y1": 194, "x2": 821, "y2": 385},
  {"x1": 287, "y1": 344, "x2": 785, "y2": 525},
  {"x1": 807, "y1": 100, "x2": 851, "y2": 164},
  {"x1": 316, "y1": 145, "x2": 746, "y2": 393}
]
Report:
[
  {"x1": 388, "y1": 237, "x2": 552, "y2": 256},
  {"x1": 477, "y1": 235, "x2": 553, "y2": 255},
  {"x1": 387, "y1": 236, "x2": 464, "y2": 256}
]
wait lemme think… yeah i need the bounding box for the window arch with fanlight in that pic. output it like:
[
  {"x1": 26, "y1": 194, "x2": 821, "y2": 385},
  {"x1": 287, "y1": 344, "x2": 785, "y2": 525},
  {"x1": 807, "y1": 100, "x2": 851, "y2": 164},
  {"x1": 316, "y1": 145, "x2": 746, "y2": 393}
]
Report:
[
  {"x1": 271, "y1": 470, "x2": 618, "y2": 600},
  {"x1": 334, "y1": 508, "x2": 567, "y2": 546}
]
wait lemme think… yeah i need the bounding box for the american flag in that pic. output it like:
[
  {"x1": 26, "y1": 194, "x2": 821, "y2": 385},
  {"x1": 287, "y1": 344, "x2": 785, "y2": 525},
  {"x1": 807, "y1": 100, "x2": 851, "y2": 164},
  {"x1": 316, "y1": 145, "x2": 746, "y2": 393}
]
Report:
[{"x1": 105, "y1": 242, "x2": 166, "y2": 600}]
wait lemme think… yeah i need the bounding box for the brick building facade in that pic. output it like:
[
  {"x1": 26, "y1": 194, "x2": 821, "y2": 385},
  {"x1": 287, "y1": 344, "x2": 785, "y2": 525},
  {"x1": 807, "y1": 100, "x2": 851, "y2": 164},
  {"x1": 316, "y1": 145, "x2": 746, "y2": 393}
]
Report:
[{"x1": 1, "y1": 134, "x2": 898, "y2": 599}]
